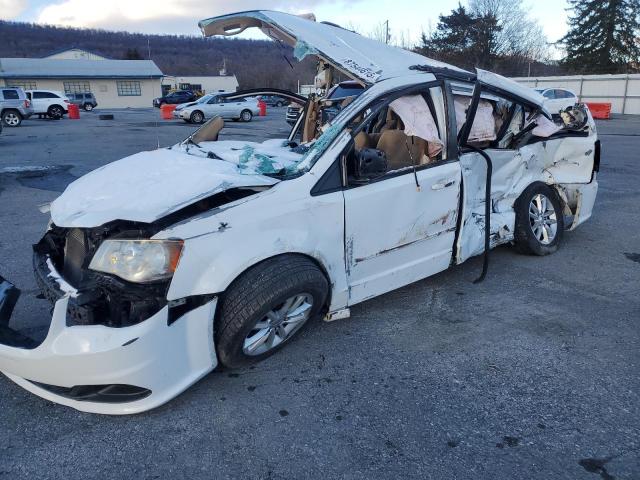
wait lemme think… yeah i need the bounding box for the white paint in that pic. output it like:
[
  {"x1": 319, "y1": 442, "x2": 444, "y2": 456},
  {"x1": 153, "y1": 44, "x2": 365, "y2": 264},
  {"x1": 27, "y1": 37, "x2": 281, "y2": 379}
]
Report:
[
  {"x1": 0, "y1": 298, "x2": 218, "y2": 415},
  {"x1": 50, "y1": 146, "x2": 278, "y2": 227},
  {"x1": 343, "y1": 161, "x2": 461, "y2": 304}
]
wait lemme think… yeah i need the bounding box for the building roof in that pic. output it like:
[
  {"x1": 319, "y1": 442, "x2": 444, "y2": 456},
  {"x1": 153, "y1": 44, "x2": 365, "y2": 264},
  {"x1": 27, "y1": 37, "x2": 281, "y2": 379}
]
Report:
[
  {"x1": 41, "y1": 47, "x2": 110, "y2": 60},
  {"x1": 0, "y1": 58, "x2": 163, "y2": 79}
]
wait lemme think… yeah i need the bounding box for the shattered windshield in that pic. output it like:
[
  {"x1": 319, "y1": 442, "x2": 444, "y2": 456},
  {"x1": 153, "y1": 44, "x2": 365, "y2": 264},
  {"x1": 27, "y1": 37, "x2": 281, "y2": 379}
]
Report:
[{"x1": 175, "y1": 84, "x2": 363, "y2": 179}]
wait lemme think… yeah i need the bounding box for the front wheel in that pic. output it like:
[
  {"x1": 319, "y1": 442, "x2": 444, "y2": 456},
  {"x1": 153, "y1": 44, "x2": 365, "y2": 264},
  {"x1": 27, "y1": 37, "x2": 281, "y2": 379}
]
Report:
[
  {"x1": 2, "y1": 110, "x2": 22, "y2": 127},
  {"x1": 190, "y1": 110, "x2": 204, "y2": 124},
  {"x1": 216, "y1": 255, "x2": 329, "y2": 369},
  {"x1": 514, "y1": 183, "x2": 564, "y2": 256},
  {"x1": 83, "y1": 103, "x2": 94, "y2": 111},
  {"x1": 240, "y1": 109, "x2": 253, "y2": 122},
  {"x1": 47, "y1": 105, "x2": 64, "y2": 119}
]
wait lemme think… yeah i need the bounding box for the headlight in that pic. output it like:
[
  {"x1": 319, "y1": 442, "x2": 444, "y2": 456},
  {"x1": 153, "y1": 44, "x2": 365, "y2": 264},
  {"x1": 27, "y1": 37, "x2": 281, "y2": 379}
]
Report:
[{"x1": 89, "y1": 240, "x2": 183, "y2": 283}]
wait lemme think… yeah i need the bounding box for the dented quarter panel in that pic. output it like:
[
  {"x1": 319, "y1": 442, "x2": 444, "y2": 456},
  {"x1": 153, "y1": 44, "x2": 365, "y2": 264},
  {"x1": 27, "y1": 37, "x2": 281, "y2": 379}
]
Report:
[{"x1": 457, "y1": 130, "x2": 598, "y2": 263}]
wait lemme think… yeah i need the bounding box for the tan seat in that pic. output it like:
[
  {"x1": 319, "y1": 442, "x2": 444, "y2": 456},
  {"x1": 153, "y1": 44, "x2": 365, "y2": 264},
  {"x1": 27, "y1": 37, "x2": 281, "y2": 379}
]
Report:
[
  {"x1": 354, "y1": 131, "x2": 371, "y2": 150},
  {"x1": 376, "y1": 130, "x2": 428, "y2": 170}
]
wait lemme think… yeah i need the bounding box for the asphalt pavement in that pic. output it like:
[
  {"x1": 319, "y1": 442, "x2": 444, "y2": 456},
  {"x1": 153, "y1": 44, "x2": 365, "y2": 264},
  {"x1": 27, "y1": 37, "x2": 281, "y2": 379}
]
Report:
[{"x1": 0, "y1": 108, "x2": 638, "y2": 479}]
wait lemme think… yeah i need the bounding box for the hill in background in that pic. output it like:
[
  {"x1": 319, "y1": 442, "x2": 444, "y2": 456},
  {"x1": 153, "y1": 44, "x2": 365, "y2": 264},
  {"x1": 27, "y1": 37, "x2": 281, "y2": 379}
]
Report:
[{"x1": 0, "y1": 20, "x2": 316, "y2": 90}]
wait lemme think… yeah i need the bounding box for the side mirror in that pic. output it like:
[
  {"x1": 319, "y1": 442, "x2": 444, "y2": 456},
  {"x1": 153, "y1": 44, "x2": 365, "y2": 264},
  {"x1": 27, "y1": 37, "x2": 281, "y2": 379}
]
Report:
[{"x1": 356, "y1": 148, "x2": 387, "y2": 180}]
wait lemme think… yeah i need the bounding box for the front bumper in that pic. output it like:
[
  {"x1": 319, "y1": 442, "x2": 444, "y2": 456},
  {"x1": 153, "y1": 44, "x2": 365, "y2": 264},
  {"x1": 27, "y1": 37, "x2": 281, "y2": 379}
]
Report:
[{"x1": 0, "y1": 267, "x2": 218, "y2": 415}]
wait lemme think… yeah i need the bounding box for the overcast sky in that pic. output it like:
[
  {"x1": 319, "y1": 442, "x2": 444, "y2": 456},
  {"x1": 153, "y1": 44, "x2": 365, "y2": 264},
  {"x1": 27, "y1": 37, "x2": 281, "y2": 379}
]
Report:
[{"x1": 1, "y1": 0, "x2": 570, "y2": 46}]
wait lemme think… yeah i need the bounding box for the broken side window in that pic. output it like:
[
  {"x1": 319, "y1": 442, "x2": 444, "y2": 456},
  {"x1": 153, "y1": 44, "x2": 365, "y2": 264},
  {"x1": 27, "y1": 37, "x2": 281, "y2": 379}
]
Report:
[{"x1": 342, "y1": 86, "x2": 447, "y2": 185}]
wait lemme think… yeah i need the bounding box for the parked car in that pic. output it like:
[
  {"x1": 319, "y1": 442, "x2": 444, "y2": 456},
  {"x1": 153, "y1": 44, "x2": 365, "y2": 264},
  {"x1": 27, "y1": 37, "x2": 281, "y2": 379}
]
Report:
[
  {"x1": 286, "y1": 80, "x2": 365, "y2": 125},
  {"x1": 178, "y1": 95, "x2": 259, "y2": 123},
  {"x1": 0, "y1": 10, "x2": 599, "y2": 414},
  {"x1": 534, "y1": 88, "x2": 578, "y2": 114},
  {"x1": 259, "y1": 95, "x2": 290, "y2": 107},
  {"x1": 1, "y1": 87, "x2": 33, "y2": 127},
  {"x1": 25, "y1": 90, "x2": 69, "y2": 119},
  {"x1": 68, "y1": 92, "x2": 98, "y2": 111},
  {"x1": 172, "y1": 93, "x2": 216, "y2": 117},
  {"x1": 153, "y1": 90, "x2": 197, "y2": 108}
]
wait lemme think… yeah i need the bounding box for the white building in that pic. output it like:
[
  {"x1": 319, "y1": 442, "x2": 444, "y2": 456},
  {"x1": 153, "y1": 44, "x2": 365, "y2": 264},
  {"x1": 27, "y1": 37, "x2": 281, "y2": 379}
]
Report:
[
  {"x1": 0, "y1": 56, "x2": 163, "y2": 108},
  {"x1": 0, "y1": 48, "x2": 240, "y2": 108}
]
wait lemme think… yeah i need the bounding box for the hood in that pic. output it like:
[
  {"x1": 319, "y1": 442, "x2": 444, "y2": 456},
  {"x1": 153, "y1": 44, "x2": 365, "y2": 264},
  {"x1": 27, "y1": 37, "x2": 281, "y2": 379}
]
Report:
[
  {"x1": 176, "y1": 101, "x2": 198, "y2": 110},
  {"x1": 198, "y1": 11, "x2": 465, "y2": 85},
  {"x1": 51, "y1": 148, "x2": 278, "y2": 228}
]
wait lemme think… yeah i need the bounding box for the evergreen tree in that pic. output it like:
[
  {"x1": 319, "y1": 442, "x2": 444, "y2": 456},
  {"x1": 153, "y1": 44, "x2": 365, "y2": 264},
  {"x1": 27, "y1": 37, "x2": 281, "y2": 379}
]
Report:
[
  {"x1": 560, "y1": 0, "x2": 640, "y2": 73},
  {"x1": 416, "y1": 4, "x2": 501, "y2": 70},
  {"x1": 123, "y1": 48, "x2": 143, "y2": 60}
]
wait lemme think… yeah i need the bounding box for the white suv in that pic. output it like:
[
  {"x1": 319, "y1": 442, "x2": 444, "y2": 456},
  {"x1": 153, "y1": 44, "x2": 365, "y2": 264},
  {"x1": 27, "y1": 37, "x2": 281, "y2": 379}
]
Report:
[{"x1": 25, "y1": 90, "x2": 70, "y2": 119}]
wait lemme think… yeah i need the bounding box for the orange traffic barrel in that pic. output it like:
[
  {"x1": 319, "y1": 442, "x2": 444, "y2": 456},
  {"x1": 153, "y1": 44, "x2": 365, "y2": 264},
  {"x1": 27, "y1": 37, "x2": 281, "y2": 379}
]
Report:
[
  {"x1": 258, "y1": 100, "x2": 267, "y2": 117},
  {"x1": 68, "y1": 103, "x2": 80, "y2": 120},
  {"x1": 585, "y1": 102, "x2": 612, "y2": 119},
  {"x1": 160, "y1": 104, "x2": 177, "y2": 120}
]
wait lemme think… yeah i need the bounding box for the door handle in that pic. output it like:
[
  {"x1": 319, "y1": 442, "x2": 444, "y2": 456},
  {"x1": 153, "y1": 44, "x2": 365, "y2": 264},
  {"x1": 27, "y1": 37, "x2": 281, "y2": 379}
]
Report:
[{"x1": 431, "y1": 179, "x2": 456, "y2": 190}]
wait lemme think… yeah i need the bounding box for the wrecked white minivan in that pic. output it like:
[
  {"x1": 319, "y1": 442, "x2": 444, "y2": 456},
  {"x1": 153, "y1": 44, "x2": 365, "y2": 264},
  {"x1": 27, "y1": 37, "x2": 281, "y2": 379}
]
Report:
[{"x1": 0, "y1": 11, "x2": 599, "y2": 414}]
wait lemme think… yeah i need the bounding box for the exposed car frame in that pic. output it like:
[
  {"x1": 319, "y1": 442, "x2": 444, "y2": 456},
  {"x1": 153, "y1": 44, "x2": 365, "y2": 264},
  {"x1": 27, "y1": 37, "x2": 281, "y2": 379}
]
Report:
[{"x1": 0, "y1": 10, "x2": 599, "y2": 414}]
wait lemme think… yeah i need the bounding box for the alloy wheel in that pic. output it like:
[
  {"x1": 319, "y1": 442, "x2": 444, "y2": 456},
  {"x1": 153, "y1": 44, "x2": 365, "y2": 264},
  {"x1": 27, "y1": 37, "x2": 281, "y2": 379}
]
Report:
[
  {"x1": 3, "y1": 112, "x2": 20, "y2": 127},
  {"x1": 529, "y1": 193, "x2": 558, "y2": 245},
  {"x1": 243, "y1": 294, "x2": 314, "y2": 356}
]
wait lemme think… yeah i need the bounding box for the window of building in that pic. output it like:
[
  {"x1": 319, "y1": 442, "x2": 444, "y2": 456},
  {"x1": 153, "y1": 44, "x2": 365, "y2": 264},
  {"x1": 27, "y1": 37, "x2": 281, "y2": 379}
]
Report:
[
  {"x1": 5, "y1": 80, "x2": 37, "y2": 90},
  {"x1": 117, "y1": 80, "x2": 142, "y2": 96},
  {"x1": 63, "y1": 81, "x2": 91, "y2": 94}
]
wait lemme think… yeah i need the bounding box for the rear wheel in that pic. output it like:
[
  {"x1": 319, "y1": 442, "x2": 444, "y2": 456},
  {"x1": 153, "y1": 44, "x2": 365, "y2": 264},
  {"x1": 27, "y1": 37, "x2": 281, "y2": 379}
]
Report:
[
  {"x1": 276, "y1": 101, "x2": 284, "y2": 107},
  {"x1": 216, "y1": 255, "x2": 328, "y2": 369},
  {"x1": 240, "y1": 109, "x2": 253, "y2": 122},
  {"x1": 190, "y1": 110, "x2": 204, "y2": 124},
  {"x1": 47, "y1": 105, "x2": 64, "y2": 119},
  {"x1": 83, "y1": 103, "x2": 94, "y2": 111},
  {"x1": 514, "y1": 182, "x2": 564, "y2": 256},
  {"x1": 2, "y1": 109, "x2": 22, "y2": 127}
]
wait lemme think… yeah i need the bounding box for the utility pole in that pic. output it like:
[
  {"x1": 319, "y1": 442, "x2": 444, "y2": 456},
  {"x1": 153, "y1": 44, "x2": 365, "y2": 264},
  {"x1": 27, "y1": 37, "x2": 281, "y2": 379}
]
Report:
[{"x1": 384, "y1": 20, "x2": 390, "y2": 44}]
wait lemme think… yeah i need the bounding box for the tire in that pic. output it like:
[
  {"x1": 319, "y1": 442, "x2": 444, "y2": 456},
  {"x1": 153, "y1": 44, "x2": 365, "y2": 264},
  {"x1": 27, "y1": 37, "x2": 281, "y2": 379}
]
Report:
[
  {"x1": 2, "y1": 110, "x2": 22, "y2": 127},
  {"x1": 240, "y1": 109, "x2": 253, "y2": 122},
  {"x1": 190, "y1": 110, "x2": 204, "y2": 124},
  {"x1": 216, "y1": 255, "x2": 329, "y2": 369},
  {"x1": 514, "y1": 182, "x2": 564, "y2": 256},
  {"x1": 276, "y1": 101, "x2": 283, "y2": 107},
  {"x1": 83, "y1": 103, "x2": 94, "y2": 111},
  {"x1": 47, "y1": 105, "x2": 64, "y2": 119}
]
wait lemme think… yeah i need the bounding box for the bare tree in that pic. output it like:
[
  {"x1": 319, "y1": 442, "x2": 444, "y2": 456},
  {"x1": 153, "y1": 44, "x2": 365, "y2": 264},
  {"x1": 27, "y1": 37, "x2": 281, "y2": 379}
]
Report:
[{"x1": 469, "y1": 0, "x2": 549, "y2": 62}]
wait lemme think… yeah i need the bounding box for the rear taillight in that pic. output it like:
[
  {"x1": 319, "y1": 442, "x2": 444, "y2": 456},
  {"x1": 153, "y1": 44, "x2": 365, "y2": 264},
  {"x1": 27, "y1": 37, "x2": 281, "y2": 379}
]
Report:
[{"x1": 24, "y1": 100, "x2": 30, "y2": 108}]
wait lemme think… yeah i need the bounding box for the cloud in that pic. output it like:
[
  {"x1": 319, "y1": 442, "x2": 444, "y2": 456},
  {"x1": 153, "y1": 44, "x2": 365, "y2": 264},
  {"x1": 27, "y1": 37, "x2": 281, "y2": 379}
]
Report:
[
  {"x1": 0, "y1": 0, "x2": 28, "y2": 19},
  {"x1": 35, "y1": 0, "x2": 353, "y2": 35}
]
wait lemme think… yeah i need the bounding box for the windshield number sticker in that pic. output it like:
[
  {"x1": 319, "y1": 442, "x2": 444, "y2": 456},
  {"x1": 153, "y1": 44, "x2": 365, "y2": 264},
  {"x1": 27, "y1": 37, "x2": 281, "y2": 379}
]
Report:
[{"x1": 341, "y1": 58, "x2": 381, "y2": 83}]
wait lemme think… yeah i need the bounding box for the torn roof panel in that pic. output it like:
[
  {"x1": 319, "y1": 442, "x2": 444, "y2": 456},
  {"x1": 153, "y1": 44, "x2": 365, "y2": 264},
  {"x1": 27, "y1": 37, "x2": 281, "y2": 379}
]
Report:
[{"x1": 198, "y1": 10, "x2": 467, "y2": 84}]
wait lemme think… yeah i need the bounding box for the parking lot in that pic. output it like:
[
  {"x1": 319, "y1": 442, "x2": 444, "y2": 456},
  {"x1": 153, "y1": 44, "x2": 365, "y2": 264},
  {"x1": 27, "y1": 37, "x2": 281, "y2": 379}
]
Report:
[{"x1": 0, "y1": 108, "x2": 638, "y2": 479}]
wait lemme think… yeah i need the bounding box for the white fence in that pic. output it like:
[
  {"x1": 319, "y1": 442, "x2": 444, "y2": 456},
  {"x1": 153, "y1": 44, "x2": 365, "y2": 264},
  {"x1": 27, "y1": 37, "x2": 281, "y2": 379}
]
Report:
[{"x1": 512, "y1": 74, "x2": 640, "y2": 115}]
